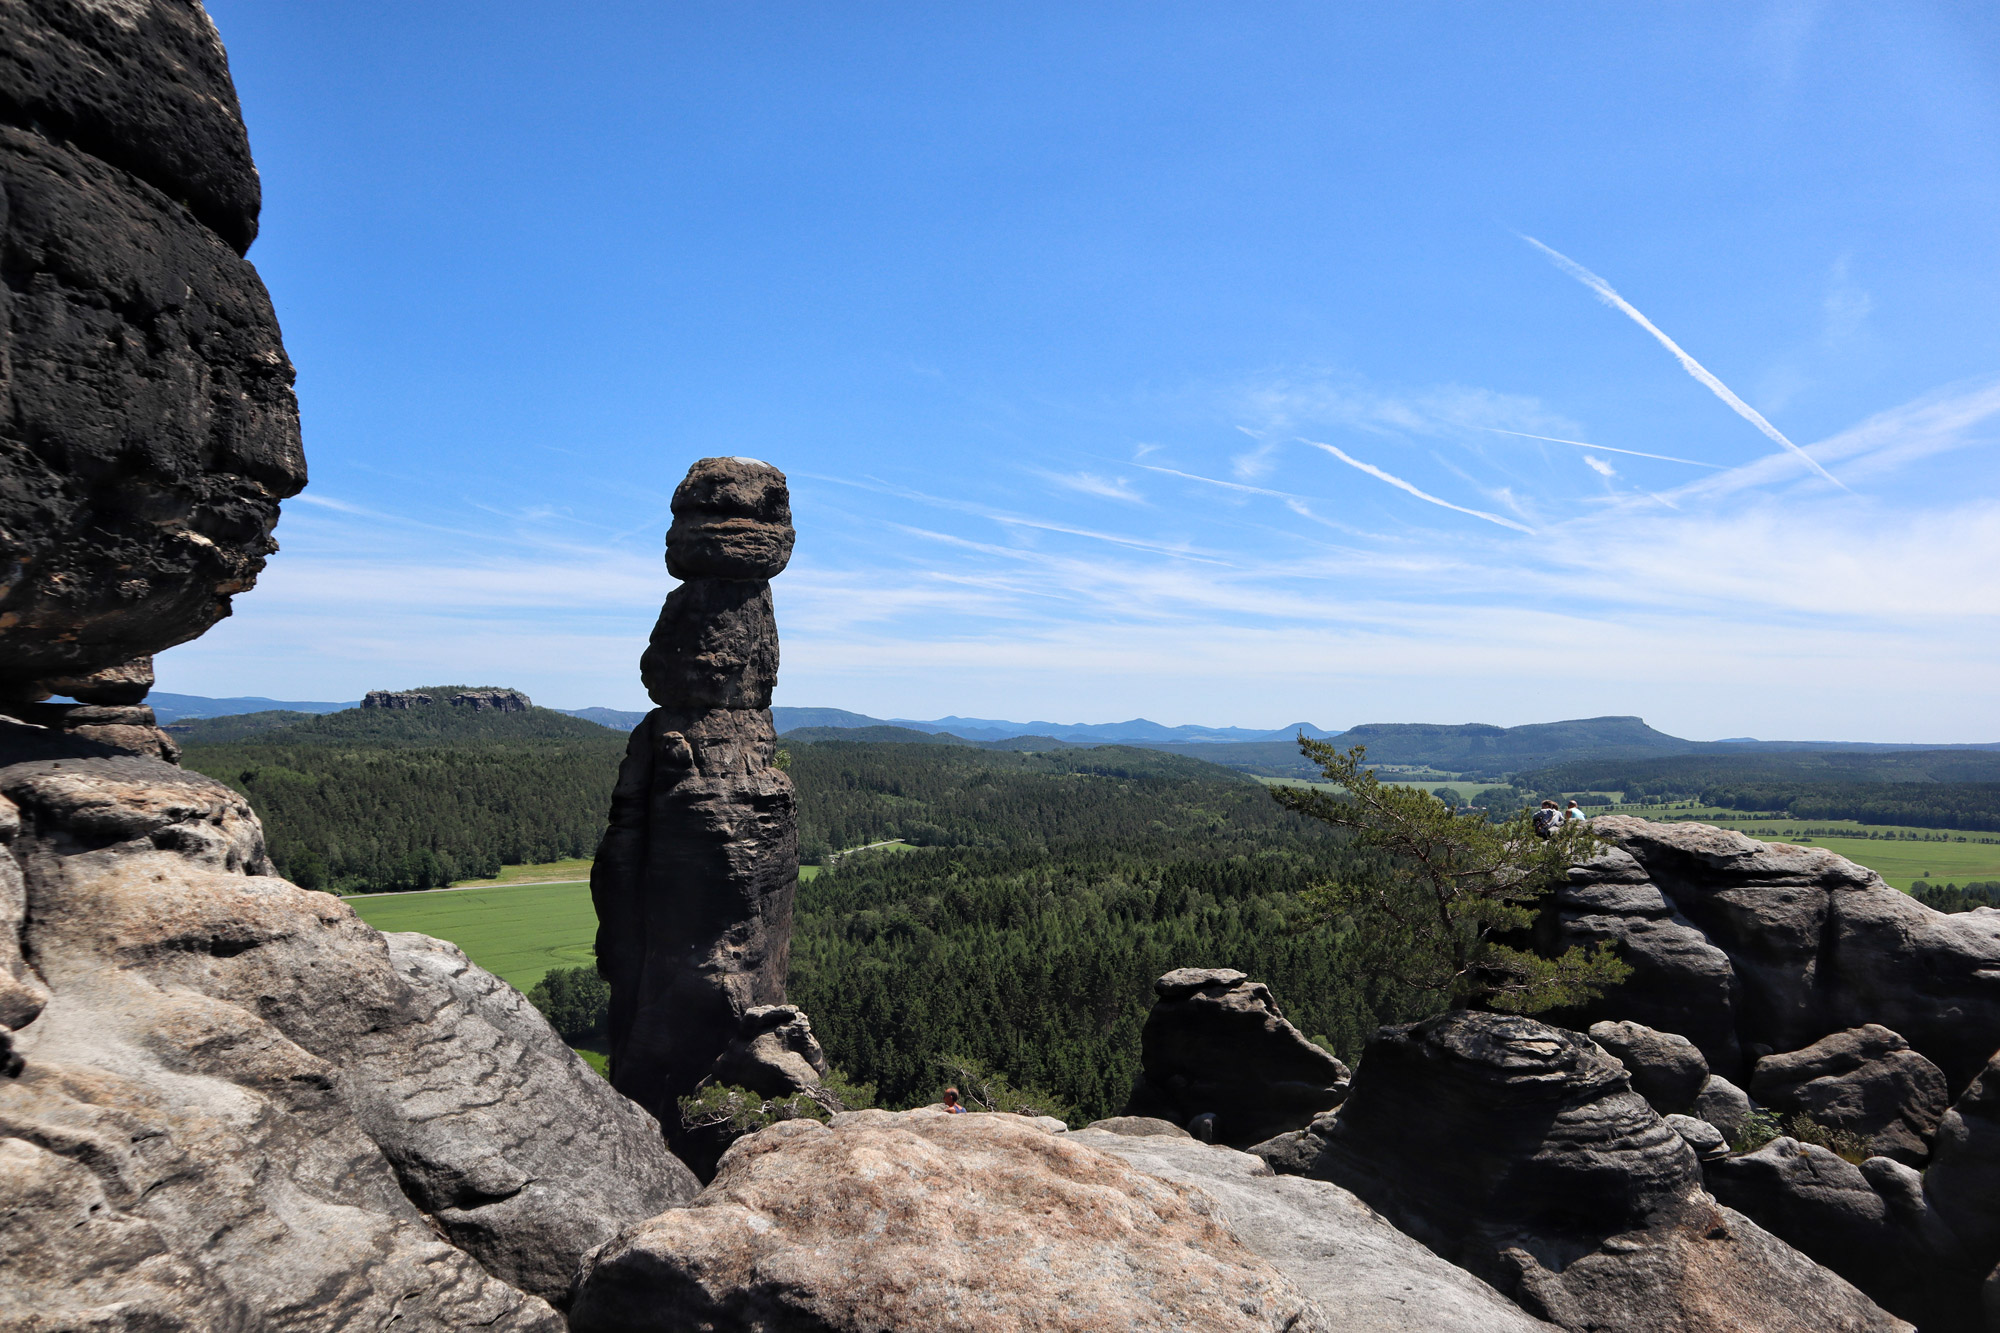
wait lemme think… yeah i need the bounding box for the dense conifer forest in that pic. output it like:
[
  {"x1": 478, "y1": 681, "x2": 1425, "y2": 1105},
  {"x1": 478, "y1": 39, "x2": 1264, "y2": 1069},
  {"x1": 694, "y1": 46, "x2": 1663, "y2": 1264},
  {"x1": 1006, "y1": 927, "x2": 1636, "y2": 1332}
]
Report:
[
  {"x1": 784, "y1": 742, "x2": 1432, "y2": 1120},
  {"x1": 179, "y1": 698, "x2": 627, "y2": 892}
]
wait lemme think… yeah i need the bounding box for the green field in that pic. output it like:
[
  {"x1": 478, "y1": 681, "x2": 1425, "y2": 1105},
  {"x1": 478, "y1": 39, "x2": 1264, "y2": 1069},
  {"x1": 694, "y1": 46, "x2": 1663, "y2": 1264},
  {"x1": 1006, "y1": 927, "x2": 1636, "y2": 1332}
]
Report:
[
  {"x1": 447, "y1": 857, "x2": 596, "y2": 888},
  {"x1": 347, "y1": 881, "x2": 596, "y2": 992}
]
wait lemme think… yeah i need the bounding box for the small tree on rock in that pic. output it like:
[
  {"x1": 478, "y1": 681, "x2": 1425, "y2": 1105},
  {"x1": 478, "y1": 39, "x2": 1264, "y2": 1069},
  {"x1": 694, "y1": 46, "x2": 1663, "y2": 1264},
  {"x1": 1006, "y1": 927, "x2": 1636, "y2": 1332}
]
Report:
[{"x1": 1273, "y1": 739, "x2": 1629, "y2": 1014}]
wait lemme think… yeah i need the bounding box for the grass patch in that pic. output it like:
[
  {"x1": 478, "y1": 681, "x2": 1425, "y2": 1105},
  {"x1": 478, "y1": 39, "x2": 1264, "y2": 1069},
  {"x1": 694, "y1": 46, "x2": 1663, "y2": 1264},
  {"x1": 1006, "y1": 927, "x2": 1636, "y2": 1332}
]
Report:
[
  {"x1": 346, "y1": 881, "x2": 597, "y2": 993},
  {"x1": 449, "y1": 857, "x2": 596, "y2": 888}
]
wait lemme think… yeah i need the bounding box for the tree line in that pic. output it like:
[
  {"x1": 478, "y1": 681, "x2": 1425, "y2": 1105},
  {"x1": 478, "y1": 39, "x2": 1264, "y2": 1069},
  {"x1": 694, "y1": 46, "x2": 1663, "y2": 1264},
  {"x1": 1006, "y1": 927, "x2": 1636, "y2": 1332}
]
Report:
[{"x1": 180, "y1": 700, "x2": 627, "y2": 892}]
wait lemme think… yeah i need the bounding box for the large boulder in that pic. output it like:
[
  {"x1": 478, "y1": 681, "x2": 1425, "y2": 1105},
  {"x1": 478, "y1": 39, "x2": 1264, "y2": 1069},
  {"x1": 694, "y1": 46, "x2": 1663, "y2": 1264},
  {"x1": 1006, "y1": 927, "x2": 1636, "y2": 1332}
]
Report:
[
  {"x1": 1521, "y1": 840, "x2": 1743, "y2": 1074},
  {"x1": 0, "y1": 0, "x2": 305, "y2": 695},
  {"x1": 1530, "y1": 819, "x2": 2000, "y2": 1091},
  {"x1": 1293, "y1": 1010, "x2": 1908, "y2": 1332},
  {"x1": 1749, "y1": 1025, "x2": 1950, "y2": 1166},
  {"x1": 1124, "y1": 967, "x2": 1351, "y2": 1146},
  {"x1": 1925, "y1": 1051, "x2": 2000, "y2": 1299},
  {"x1": 0, "y1": 752, "x2": 697, "y2": 1325},
  {"x1": 1069, "y1": 1124, "x2": 1556, "y2": 1332},
  {"x1": 1705, "y1": 1139, "x2": 1958, "y2": 1327},
  {"x1": 592, "y1": 458, "x2": 807, "y2": 1161},
  {"x1": 568, "y1": 1110, "x2": 1332, "y2": 1333},
  {"x1": 1589, "y1": 1018, "x2": 1709, "y2": 1115}
]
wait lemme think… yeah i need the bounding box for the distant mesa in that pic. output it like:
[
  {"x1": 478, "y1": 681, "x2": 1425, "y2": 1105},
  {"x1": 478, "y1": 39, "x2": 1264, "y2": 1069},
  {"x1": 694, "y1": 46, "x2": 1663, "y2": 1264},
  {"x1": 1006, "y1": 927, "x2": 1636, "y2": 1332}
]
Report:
[{"x1": 362, "y1": 688, "x2": 532, "y2": 712}]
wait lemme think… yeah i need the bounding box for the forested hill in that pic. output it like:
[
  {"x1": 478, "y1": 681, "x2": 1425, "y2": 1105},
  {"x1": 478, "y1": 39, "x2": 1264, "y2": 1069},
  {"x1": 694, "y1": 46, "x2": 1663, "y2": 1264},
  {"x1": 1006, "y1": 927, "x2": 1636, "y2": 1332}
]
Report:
[
  {"x1": 179, "y1": 695, "x2": 627, "y2": 892},
  {"x1": 785, "y1": 740, "x2": 1429, "y2": 1120}
]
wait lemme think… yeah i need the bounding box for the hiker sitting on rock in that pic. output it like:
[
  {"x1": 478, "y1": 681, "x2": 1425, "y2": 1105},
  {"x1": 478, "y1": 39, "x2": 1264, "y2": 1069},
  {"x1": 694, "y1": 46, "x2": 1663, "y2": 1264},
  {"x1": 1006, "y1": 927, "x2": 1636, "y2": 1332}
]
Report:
[
  {"x1": 941, "y1": 1087, "x2": 967, "y2": 1113},
  {"x1": 1533, "y1": 800, "x2": 1562, "y2": 839}
]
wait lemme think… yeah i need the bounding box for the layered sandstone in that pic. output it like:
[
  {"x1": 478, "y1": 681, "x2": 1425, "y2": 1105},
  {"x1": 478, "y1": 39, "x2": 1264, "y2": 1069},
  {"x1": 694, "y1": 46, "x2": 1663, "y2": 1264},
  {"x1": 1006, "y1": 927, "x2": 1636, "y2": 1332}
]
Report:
[{"x1": 591, "y1": 457, "x2": 805, "y2": 1157}]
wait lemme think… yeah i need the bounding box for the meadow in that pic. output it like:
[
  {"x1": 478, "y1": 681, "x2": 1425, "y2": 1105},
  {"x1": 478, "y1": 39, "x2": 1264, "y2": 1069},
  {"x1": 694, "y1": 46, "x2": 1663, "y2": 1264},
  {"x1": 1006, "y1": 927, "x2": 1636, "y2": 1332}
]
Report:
[{"x1": 346, "y1": 880, "x2": 595, "y2": 992}]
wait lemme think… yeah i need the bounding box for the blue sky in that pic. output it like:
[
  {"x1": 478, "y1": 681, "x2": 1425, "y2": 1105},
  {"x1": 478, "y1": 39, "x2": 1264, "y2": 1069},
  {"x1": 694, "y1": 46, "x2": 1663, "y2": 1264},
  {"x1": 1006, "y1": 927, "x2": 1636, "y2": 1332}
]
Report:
[{"x1": 166, "y1": 2, "x2": 2000, "y2": 740}]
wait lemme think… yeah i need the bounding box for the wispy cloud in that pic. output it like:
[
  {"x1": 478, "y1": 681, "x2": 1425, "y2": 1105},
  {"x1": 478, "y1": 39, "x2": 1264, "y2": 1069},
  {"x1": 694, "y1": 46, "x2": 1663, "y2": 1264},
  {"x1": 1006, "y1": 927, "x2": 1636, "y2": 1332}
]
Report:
[
  {"x1": 1301, "y1": 439, "x2": 1536, "y2": 533},
  {"x1": 1582, "y1": 455, "x2": 1617, "y2": 478},
  {"x1": 1522, "y1": 234, "x2": 1847, "y2": 490},
  {"x1": 1039, "y1": 470, "x2": 1144, "y2": 503}
]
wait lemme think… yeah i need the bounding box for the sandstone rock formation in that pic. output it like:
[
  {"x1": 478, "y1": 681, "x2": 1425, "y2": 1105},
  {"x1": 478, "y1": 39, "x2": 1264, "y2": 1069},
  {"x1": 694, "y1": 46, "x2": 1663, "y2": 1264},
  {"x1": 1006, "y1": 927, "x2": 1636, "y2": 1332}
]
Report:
[
  {"x1": 1694, "y1": 1072, "x2": 1756, "y2": 1141},
  {"x1": 361, "y1": 687, "x2": 533, "y2": 711},
  {"x1": 1749, "y1": 1024, "x2": 1950, "y2": 1166},
  {"x1": 1705, "y1": 1137, "x2": 1956, "y2": 1327},
  {"x1": 0, "y1": 751, "x2": 698, "y2": 1325},
  {"x1": 0, "y1": 0, "x2": 306, "y2": 696},
  {"x1": 1124, "y1": 967, "x2": 1351, "y2": 1146},
  {"x1": 569, "y1": 1109, "x2": 1332, "y2": 1333},
  {"x1": 592, "y1": 457, "x2": 803, "y2": 1157},
  {"x1": 710, "y1": 1002, "x2": 830, "y2": 1096},
  {"x1": 1529, "y1": 818, "x2": 2000, "y2": 1090},
  {"x1": 1070, "y1": 1124, "x2": 1557, "y2": 1332},
  {"x1": 1282, "y1": 1010, "x2": 1908, "y2": 1332},
  {"x1": 1589, "y1": 1017, "x2": 1709, "y2": 1115}
]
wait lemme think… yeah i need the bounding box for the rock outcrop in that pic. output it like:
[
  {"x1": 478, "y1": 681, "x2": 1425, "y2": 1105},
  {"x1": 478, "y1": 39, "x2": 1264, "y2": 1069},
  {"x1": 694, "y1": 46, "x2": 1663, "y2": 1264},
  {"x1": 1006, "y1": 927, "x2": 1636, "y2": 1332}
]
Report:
[
  {"x1": 1705, "y1": 1138, "x2": 1958, "y2": 1328},
  {"x1": 1529, "y1": 818, "x2": 2000, "y2": 1090},
  {"x1": 1070, "y1": 1124, "x2": 1557, "y2": 1332},
  {"x1": 0, "y1": 749, "x2": 698, "y2": 1325},
  {"x1": 361, "y1": 687, "x2": 533, "y2": 711},
  {"x1": 1280, "y1": 1010, "x2": 1908, "y2": 1332},
  {"x1": 570, "y1": 1109, "x2": 1331, "y2": 1333},
  {"x1": 1124, "y1": 967, "x2": 1351, "y2": 1146},
  {"x1": 0, "y1": 0, "x2": 305, "y2": 697},
  {"x1": 1749, "y1": 1024, "x2": 1950, "y2": 1166},
  {"x1": 591, "y1": 457, "x2": 804, "y2": 1157},
  {"x1": 1589, "y1": 1018, "x2": 1709, "y2": 1115}
]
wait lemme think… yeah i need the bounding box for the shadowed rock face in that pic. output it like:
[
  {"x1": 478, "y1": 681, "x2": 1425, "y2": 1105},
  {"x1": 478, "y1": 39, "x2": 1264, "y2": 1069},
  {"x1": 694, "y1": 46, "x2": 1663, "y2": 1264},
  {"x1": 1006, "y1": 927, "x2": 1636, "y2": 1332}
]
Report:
[
  {"x1": 1124, "y1": 968, "x2": 1351, "y2": 1147},
  {"x1": 1749, "y1": 1025, "x2": 1950, "y2": 1167},
  {"x1": 1288, "y1": 1010, "x2": 1908, "y2": 1333},
  {"x1": 593, "y1": 457, "x2": 801, "y2": 1155},
  {"x1": 0, "y1": 0, "x2": 305, "y2": 694}
]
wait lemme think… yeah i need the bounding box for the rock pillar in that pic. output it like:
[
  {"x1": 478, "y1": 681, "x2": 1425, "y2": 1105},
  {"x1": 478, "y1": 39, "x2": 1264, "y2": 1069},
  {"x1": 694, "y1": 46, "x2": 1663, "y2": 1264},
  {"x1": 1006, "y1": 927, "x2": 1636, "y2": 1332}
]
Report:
[{"x1": 591, "y1": 457, "x2": 802, "y2": 1143}]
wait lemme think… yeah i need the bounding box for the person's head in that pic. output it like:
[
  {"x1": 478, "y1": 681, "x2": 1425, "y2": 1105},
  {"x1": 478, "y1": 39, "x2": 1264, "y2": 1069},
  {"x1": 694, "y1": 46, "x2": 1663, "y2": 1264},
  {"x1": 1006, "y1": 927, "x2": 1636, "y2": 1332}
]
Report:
[
  {"x1": 1541, "y1": 800, "x2": 1558, "y2": 809},
  {"x1": 1566, "y1": 800, "x2": 1579, "y2": 809},
  {"x1": 942, "y1": 1087, "x2": 960, "y2": 1107}
]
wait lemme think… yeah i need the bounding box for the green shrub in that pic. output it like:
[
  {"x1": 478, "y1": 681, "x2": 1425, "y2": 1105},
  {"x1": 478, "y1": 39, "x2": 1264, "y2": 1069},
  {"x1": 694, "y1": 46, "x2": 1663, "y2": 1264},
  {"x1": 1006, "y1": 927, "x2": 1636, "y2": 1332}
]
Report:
[
  {"x1": 1728, "y1": 1109, "x2": 1783, "y2": 1153},
  {"x1": 527, "y1": 965, "x2": 609, "y2": 1042},
  {"x1": 1785, "y1": 1113, "x2": 1871, "y2": 1164}
]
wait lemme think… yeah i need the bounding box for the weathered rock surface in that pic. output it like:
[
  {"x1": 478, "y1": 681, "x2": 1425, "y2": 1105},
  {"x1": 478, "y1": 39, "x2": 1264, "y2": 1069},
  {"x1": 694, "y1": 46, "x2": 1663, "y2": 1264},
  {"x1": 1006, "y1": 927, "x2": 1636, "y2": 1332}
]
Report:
[
  {"x1": 1523, "y1": 839, "x2": 1745, "y2": 1073},
  {"x1": 1293, "y1": 1010, "x2": 1908, "y2": 1332},
  {"x1": 1124, "y1": 967, "x2": 1351, "y2": 1146},
  {"x1": 570, "y1": 1110, "x2": 1331, "y2": 1333},
  {"x1": 1925, "y1": 1051, "x2": 2000, "y2": 1302},
  {"x1": 1590, "y1": 1018, "x2": 1709, "y2": 1114},
  {"x1": 0, "y1": 1, "x2": 305, "y2": 693},
  {"x1": 1069, "y1": 1126, "x2": 1556, "y2": 1332},
  {"x1": 1749, "y1": 1025, "x2": 1950, "y2": 1166},
  {"x1": 593, "y1": 457, "x2": 805, "y2": 1160},
  {"x1": 1705, "y1": 1137, "x2": 1958, "y2": 1328},
  {"x1": 709, "y1": 1002, "x2": 829, "y2": 1097},
  {"x1": 0, "y1": 753, "x2": 696, "y2": 1324},
  {"x1": 1694, "y1": 1073, "x2": 1755, "y2": 1141},
  {"x1": 1532, "y1": 818, "x2": 2000, "y2": 1090},
  {"x1": 1086, "y1": 1114, "x2": 1194, "y2": 1138}
]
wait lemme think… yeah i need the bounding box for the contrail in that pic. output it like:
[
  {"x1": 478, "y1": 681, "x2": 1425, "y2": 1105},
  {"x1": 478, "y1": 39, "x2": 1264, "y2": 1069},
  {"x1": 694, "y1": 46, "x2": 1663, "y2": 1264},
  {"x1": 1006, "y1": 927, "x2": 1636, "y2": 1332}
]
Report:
[
  {"x1": 1480, "y1": 426, "x2": 1724, "y2": 469},
  {"x1": 1522, "y1": 235, "x2": 1846, "y2": 490},
  {"x1": 1136, "y1": 462, "x2": 1296, "y2": 498},
  {"x1": 1301, "y1": 439, "x2": 1535, "y2": 533}
]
